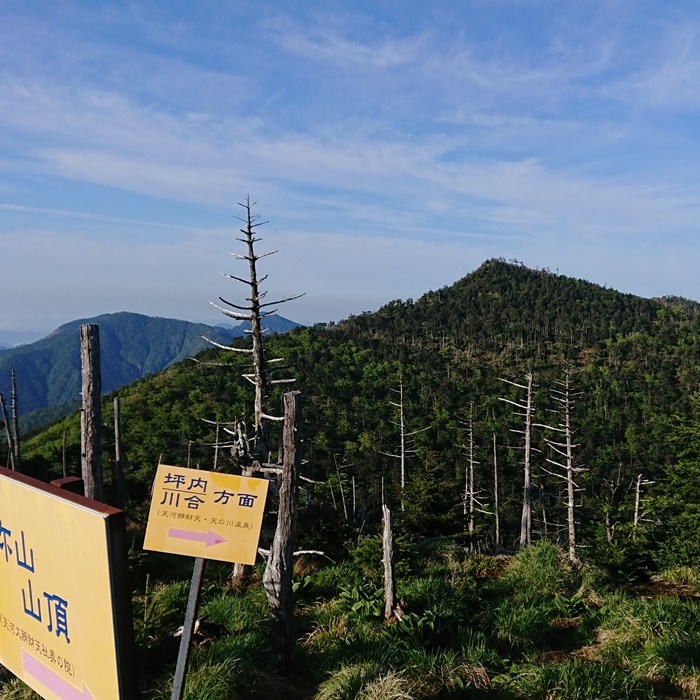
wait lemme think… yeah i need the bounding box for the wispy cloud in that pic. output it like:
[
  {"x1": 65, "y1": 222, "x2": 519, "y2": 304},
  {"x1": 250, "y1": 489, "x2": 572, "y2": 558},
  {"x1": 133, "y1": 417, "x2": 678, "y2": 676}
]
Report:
[{"x1": 2, "y1": 1, "x2": 700, "y2": 331}]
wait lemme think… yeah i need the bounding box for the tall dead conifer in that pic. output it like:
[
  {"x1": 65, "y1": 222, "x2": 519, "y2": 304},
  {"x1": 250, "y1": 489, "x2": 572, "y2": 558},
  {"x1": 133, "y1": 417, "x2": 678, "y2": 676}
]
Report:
[
  {"x1": 499, "y1": 373, "x2": 536, "y2": 547},
  {"x1": 538, "y1": 367, "x2": 585, "y2": 561},
  {"x1": 379, "y1": 372, "x2": 427, "y2": 510},
  {"x1": 11, "y1": 369, "x2": 19, "y2": 471},
  {"x1": 203, "y1": 198, "x2": 301, "y2": 582},
  {"x1": 205, "y1": 198, "x2": 302, "y2": 471}
]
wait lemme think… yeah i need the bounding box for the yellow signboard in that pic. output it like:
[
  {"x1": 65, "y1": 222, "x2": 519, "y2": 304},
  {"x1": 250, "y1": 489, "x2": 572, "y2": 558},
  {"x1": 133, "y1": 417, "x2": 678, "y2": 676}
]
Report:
[
  {"x1": 0, "y1": 468, "x2": 133, "y2": 700},
  {"x1": 143, "y1": 464, "x2": 268, "y2": 565}
]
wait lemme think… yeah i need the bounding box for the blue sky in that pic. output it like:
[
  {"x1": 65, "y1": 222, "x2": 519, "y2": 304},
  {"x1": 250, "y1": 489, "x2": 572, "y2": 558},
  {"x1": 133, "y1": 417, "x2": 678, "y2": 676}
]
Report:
[{"x1": 2, "y1": 1, "x2": 700, "y2": 336}]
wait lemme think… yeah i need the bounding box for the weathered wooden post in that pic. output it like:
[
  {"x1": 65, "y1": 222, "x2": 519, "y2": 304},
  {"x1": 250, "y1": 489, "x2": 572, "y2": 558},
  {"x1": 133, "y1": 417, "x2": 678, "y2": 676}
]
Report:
[
  {"x1": 382, "y1": 503, "x2": 397, "y2": 621},
  {"x1": 80, "y1": 323, "x2": 103, "y2": 501},
  {"x1": 263, "y1": 390, "x2": 302, "y2": 667}
]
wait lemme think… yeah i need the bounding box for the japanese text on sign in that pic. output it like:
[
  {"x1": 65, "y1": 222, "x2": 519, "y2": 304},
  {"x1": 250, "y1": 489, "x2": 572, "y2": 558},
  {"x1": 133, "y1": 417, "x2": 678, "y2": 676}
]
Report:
[{"x1": 144, "y1": 464, "x2": 268, "y2": 565}]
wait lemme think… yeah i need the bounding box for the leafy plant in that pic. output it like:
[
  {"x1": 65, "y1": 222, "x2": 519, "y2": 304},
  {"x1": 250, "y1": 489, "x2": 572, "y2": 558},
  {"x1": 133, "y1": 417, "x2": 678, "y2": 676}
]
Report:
[
  {"x1": 553, "y1": 591, "x2": 586, "y2": 618},
  {"x1": 338, "y1": 583, "x2": 385, "y2": 622}
]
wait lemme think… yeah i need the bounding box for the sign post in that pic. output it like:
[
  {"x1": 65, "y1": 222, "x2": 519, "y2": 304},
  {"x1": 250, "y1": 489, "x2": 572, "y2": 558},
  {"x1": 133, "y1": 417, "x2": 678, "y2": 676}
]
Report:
[
  {"x1": 143, "y1": 464, "x2": 269, "y2": 700},
  {"x1": 0, "y1": 467, "x2": 134, "y2": 700}
]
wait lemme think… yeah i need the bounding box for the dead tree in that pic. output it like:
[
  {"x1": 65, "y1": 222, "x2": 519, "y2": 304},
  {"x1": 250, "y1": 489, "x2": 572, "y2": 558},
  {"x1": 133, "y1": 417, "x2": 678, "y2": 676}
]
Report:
[
  {"x1": 262, "y1": 391, "x2": 302, "y2": 668},
  {"x1": 499, "y1": 373, "x2": 536, "y2": 547},
  {"x1": 62, "y1": 427, "x2": 68, "y2": 477},
  {"x1": 493, "y1": 432, "x2": 500, "y2": 550},
  {"x1": 11, "y1": 369, "x2": 19, "y2": 471},
  {"x1": 333, "y1": 454, "x2": 351, "y2": 522},
  {"x1": 201, "y1": 418, "x2": 238, "y2": 470},
  {"x1": 0, "y1": 392, "x2": 16, "y2": 471},
  {"x1": 632, "y1": 472, "x2": 654, "y2": 539},
  {"x1": 205, "y1": 197, "x2": 302, "y2": 472},
  {"x1": 80, "y1": 323, "x2": 103, "y2": 501},
  {"x1": 456, "y1": 402, "x2": 484, "y2": 552},
  {"x1": 538, "y1": 368, "x2": 584, "y2": 561},
  {"x1": 602, "y1": 465, "x2": 625, "y2": 543},
  {"x1": 379, "y1": 374, "x2": 428, "y2": 510},
  {"x1": 205, "y1": 198, "x2": 301, "y2": 583}
]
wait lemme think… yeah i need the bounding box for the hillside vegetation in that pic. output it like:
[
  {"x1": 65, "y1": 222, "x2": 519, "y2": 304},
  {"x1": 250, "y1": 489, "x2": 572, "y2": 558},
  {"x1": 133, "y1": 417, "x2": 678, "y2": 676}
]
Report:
[
  {"x1": 7, "y1": 259, "x2": 700, "y2": 697},
  {"x1": 0, "y1": 312, "x2": 298, "y2": 432}
]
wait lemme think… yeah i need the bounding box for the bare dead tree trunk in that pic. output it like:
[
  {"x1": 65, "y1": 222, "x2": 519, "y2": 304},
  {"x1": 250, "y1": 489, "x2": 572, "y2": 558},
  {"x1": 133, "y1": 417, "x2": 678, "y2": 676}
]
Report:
[
  {"x1": 62, "y1": 427, "x2": 68, "y2": 478},
  {"x1": 11, "y1": 369, "x2": 20, "y2": 471},
  {"x1": 206, "y1": 199, "x2": 302, "y2": 586},
  {"x1": 381, "y1": 373, "x2": 427, "y2": 511},
  {"x1": 0, "y1": 392, "x2": 16, "y2": 471},
  {"x1": 396, "y1": 379, "x2": 406, "y2": 509},
  {"x1": 382, "y1": 503, "x2": 397, "y2": 621},
  {"x1": 334, "y1": 454, "x2": 349, "y2": 522},
  {"x1": 263, "y1": 391, "x2": 302, "y2": 669},
  {"x1": 562, "y1": 373, "x2": 577, "y2": 560},
  {"x1": 499, "y1": 373, "x2": 535, "y2": 547},
  {"x1": 522, "y1": 374, "x2": 533, "y2": 547},
  {"x1": 113, "y1": 398, "x2": 127, "y2": 510},
  {"x1": 603, "y1": 465, "x2": 624, "y2": 543},
  {"x1": 633, "y1": 473, "x2": 642, "y2": 537},
  {"x1": 352, "y1": 475, "x2": 356, "y2": 520},
  {"x1": 80, "y1": 323, "x2": 103, "y2": 501},
  {"x1": 213, "y1": 421, "x2": 220, "y2": 470},
  {"x1": 541, "y1": 487, "x2": 548, "y2": 537},
  {"x1": 458, "y1": 403, "x2": 480, "y2": 552},
  {"x1": 207, "y1": 197, "x2": 302, "y2": 471},
  {"x1": 468, "y1": 403, "x2": 476, "y2": 549},
  {"x1": 540, "y1": 367, "x2": 584, "y2": 562},
  {"x1": 493, "y1": 432, "x2": 500, "y2": 550},
  {"x1": 632, "y1": 473, "x2": 653, "y2": 539}
]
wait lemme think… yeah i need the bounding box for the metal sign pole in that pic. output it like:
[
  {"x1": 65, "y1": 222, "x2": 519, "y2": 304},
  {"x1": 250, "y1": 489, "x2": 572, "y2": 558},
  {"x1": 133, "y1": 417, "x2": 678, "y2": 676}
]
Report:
[{"x1": 171, "y1": 556, "x2": 206, "y2": 700}]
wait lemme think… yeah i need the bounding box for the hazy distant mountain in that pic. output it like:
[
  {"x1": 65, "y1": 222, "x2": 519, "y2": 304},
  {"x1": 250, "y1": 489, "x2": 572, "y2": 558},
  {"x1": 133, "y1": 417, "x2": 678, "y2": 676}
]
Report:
[
  {"x1": 0, "y1": 311, "x2": 300, "y2": 431},
  {"x1": 0, "y1": 329, "x2": 43, "y2": 348},
  {"x1": 213, "y1": 315, "x2": 300, "y2": 335}
]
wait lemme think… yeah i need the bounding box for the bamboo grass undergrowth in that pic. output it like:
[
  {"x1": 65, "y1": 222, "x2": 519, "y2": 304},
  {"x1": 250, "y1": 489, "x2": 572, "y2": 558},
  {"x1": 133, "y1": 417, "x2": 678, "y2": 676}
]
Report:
[{"x1": 5, "y1": 541, "x2": 700, "y2": 698}]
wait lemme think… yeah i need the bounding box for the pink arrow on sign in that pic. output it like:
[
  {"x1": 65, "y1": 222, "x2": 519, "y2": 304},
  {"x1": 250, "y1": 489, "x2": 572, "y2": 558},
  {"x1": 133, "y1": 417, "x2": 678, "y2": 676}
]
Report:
[
  {"x1": 22, "y1": 650, "x2": 94, "y2": 700},
  {"x1": 168, "y1": 528, "x2": 227, "y2": 547}
]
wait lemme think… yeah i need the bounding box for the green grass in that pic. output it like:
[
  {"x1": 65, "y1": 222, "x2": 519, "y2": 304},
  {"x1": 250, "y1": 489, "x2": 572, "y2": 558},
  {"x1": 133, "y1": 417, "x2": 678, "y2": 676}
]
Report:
[
  {"x1": 6, "y1": 538, "x2": 700, "y2": 698},
  {"x1": 493, "y1": 659, "x2": 657, "y2": 699}
]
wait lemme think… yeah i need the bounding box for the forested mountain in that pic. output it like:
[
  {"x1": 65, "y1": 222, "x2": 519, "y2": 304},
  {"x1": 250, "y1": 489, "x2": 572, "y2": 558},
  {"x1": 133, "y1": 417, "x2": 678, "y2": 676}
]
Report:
[
  {"x1": 17, "y1": 260, "x2": 700, "y2": 568},
  {"x1": 0, "y1": 311, "x2": 299, "y2": 431}
]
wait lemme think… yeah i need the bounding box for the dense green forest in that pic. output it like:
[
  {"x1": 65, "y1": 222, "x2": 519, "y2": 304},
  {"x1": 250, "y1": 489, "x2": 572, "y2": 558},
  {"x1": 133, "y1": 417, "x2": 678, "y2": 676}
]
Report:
[
  {"x1": 6, "y1": 259, "x2": 700, "y2": 698},
  {"x1": 12, "y1": 258, "x2": 700, "y2": 569}
]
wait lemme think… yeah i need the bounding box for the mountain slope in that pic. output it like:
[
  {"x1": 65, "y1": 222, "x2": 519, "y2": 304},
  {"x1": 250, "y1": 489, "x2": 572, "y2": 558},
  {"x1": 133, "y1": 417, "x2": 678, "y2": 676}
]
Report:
[
  {"x1": 19, "y1": 260, "x2": 700, "y2": 564},
  {"x1": 0, "y1": 311, "x2": 300, "y2": 428}
]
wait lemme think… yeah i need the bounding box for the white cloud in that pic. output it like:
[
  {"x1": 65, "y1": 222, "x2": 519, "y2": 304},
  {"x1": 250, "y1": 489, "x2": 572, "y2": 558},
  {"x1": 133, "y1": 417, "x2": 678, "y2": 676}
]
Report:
[{"x1": 3, "y1": 0, "x2": 700, "y2": 335}]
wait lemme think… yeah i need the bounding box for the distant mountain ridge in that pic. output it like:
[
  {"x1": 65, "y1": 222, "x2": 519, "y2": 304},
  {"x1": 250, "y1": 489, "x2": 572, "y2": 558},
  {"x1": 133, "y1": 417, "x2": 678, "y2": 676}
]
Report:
[
  {"x1": 0, "y1": 329, "x2": 43, "y2": 348},
  {"x1": 0, "y1": 311, "x2": 300, "y2": 431}
]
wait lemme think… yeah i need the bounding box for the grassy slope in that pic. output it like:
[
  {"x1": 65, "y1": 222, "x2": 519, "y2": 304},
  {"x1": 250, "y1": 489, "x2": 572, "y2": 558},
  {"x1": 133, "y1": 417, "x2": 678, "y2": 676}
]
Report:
[{"x1": 8, "y1": 540, "x2": 697, "y2": 700}]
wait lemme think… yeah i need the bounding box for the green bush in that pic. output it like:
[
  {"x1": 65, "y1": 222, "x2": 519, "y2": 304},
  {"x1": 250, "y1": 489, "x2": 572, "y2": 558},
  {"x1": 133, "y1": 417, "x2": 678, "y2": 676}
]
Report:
[{"x1": 347, "y1": 534, "x2": 413, "y2": 583}]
